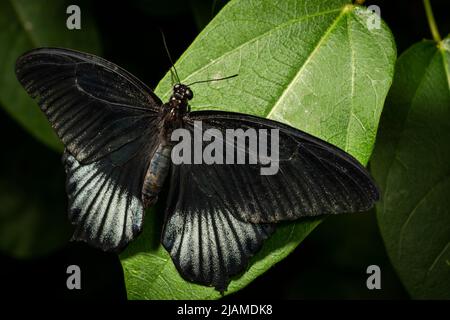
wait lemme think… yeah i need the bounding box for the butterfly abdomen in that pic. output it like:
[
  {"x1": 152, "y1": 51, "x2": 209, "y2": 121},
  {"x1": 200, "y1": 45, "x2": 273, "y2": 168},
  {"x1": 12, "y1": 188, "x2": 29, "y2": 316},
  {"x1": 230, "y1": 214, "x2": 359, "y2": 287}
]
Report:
[{"x1": 142, "y1": 143, "x2": 173, "y2": 208}]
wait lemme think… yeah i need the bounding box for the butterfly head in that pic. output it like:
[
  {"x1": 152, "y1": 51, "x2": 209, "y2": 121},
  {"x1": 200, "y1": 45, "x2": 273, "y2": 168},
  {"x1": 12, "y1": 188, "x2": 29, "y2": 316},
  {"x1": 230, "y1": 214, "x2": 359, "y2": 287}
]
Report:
[{"x1": 172, "y1": 84, "x2": 193, "y2": 102}]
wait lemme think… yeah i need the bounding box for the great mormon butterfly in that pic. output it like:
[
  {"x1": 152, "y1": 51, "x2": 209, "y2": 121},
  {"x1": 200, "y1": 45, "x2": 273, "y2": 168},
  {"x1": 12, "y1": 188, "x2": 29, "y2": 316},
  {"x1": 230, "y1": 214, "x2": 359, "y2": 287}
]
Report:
[{"x1": 15, "y1": 47, "x2": 379, "y2": 292}]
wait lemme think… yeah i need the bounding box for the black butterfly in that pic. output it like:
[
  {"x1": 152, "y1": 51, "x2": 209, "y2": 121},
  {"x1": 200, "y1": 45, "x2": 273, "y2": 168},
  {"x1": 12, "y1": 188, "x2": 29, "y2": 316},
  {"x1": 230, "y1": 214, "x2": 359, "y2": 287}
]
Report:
[{"x1": 15, "y1": 48, "x2": 379, "y2": 292}]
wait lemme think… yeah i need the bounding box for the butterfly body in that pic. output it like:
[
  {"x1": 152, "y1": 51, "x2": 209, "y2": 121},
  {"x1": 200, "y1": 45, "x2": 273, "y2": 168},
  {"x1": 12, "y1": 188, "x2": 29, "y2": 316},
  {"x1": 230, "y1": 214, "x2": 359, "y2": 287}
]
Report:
[
  {"x1": 15, "y1": 47, "x2": 379, "y2": 292},
  {"x1": 141, "y1": 84, "x2": 194, "y2": 207},
  {"x1": 142, "y1": 143, "x2": 172, "y2": 208}
]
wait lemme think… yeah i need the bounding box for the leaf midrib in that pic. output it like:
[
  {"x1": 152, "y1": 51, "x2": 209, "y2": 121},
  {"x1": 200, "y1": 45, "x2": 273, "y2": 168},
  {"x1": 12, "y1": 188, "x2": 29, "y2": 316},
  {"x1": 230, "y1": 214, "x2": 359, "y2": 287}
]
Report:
[
  {"x1": 266, "y1": 8, "x2": 350, "y2": 119},
  {"x1": 381, "y1": 47, "x2": 440, "y2": 220},
  {"x1": 160, "y1": 6, "x2": 344, "y2": 99},
  {"x1": 439, "y1": 41, "x2": 450, "y2": 90},
  {"x1": 344, "y1": 13, "x2": 356, "y2": 153}
]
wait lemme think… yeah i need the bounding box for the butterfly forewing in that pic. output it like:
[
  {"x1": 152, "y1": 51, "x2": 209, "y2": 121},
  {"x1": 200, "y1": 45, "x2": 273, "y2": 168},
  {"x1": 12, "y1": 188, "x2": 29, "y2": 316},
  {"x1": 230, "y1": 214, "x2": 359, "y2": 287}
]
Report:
[
  {"x1": 171, "y1": 110, "x2": 379, "y2": 224},
  {"x1": 15, "y1": 48, "x2": 162, "y2": 164}
]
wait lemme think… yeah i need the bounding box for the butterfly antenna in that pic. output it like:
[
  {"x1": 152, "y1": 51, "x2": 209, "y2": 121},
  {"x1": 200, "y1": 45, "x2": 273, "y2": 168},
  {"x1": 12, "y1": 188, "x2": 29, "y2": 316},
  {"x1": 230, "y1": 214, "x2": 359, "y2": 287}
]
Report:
[
  {"x1": 160, "y1": 29, "x2": 181, "y2": 84},
  {"x1": 169, "y1": 68, "x2": 175, "y2": 87},
  {"x1": 186, "y1": 74, "x2": 238, "y2": 86}
]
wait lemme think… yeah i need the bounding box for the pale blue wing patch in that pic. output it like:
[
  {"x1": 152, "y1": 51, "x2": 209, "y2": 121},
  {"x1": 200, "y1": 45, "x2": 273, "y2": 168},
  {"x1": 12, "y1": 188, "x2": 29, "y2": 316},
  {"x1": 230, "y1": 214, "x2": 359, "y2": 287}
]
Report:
[
  {"x1": 163, "y1": 206, "x2": 274, "y2": 292},
  {"x1": 162, "y1": 166, "x2": 275, "y2": 291},
  {"x1": 63, "y1": 150, "x2": 144, "y2": 251}
]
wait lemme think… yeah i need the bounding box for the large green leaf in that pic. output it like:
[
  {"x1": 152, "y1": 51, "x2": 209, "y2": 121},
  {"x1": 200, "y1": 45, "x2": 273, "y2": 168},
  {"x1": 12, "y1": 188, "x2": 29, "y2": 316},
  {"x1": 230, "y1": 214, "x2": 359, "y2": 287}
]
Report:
[
  {"x1": 0, "y1": 0, "x2": 100, "y2": 150},
  {"x1": 371, "y1": 38, "x2": 450, "y2": 299},
  {"x1": 121, "y1": 0, "x2": 396, "y2": 299},
  {"x1": 0, "y1": 0, "x2": 100, "y2": 257}
]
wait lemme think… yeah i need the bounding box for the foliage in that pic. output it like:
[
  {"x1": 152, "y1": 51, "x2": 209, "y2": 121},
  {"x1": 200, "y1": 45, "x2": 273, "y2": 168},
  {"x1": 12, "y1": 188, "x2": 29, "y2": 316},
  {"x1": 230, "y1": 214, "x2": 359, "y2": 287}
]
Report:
[
  {"x1": 371, "y1": 38, "x2": 450, "y2": 299},
  {"x1": 1, "y1": 0, "x2": 448, "y2": 299}
]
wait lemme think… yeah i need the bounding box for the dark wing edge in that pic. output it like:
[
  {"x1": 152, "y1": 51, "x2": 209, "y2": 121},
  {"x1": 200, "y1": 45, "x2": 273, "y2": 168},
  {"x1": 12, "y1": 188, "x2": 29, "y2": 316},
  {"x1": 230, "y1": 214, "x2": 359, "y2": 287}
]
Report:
[
  {"x1": 15, "y1": 47, "x2": 163, "y2": 108},
  {"x1": 15, "y1": 47, "x2": 162, "y2": 164},
  {"x1": 161, "y1": 164, "x2": 275, "y2": 292}
]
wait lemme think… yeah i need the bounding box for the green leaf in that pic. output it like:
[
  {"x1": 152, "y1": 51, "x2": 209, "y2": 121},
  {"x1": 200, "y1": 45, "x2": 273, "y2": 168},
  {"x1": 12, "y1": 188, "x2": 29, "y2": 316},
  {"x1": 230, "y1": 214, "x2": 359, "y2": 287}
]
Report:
[
  {"x1": 371, "y1": 38, "x2": 450, "y2": 299},
  {"x1": 121, "y1": 0, "x2": 396, "y2": 299},
  {"x1": 0, "y1": 0, "x2": 101, "y2": 151}
]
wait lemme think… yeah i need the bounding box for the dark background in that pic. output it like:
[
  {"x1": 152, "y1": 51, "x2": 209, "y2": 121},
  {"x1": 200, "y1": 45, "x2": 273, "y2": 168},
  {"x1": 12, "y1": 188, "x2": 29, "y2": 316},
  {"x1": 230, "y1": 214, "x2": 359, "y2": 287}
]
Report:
[{"x1": 1, "y1": 0, "x2": 448, "y2": 300}]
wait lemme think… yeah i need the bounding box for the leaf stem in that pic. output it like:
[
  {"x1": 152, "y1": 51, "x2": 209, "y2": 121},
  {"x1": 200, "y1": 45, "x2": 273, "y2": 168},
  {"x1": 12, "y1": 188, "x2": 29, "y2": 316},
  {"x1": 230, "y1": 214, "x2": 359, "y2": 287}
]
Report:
[
  {"x1": 354, "y1": 0, "x2": 366, "y2": 4},
  {"x1": 423, "y1": 0, "x2": 442, "y2": 43}
]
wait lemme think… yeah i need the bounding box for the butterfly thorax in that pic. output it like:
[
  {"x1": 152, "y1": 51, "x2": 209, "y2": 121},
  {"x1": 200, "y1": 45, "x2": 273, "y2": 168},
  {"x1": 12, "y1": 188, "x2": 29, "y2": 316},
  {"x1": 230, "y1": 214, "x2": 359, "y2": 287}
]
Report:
[
  {"x1": 168, "y1": 83, "x2": 192, "y2": 115},
  {"x1": 159, "y1": 83, "x2": 193, "y2": 136}
]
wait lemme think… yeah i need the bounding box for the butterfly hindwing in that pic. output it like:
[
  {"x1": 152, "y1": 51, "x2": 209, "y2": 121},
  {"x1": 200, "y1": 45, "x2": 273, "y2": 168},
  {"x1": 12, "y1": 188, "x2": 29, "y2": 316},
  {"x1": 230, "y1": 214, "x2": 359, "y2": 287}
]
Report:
[
  {"x1": 162, "y1": 164, "x2": 275, "y2": 291},
  {"x1": 15, "y1": 47, "x2": 161, "y2": 164},
  {"x1": 63, "y1": 139, "x2": 154, "y2": 251}
]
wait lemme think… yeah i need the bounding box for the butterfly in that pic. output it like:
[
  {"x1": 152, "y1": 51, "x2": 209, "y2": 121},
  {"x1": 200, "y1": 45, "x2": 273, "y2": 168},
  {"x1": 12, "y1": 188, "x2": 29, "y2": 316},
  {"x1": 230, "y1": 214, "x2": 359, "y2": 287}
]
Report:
[{"x1": 15, "y1": 47, "x2": 379, "y2": 292}]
